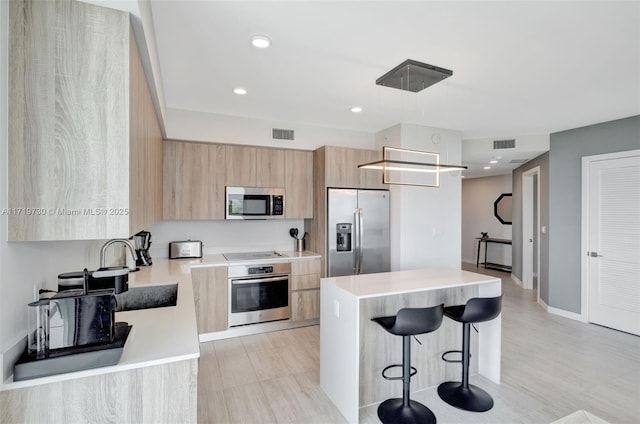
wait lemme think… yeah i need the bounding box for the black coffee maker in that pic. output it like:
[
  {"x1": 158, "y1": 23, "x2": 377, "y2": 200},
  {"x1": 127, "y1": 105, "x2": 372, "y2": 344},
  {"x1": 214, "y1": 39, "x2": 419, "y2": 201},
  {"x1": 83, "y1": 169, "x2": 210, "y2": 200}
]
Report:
[{"x1": 131, "y1": 230, "x2": 152, "y2": 266}]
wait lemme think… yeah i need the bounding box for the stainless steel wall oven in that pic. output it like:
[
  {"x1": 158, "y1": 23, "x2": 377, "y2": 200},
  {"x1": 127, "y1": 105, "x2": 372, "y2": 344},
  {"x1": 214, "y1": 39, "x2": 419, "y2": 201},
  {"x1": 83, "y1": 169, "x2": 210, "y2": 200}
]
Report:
[{"x1": 228, "y1": 262, "x2": 291, "y2": 327}]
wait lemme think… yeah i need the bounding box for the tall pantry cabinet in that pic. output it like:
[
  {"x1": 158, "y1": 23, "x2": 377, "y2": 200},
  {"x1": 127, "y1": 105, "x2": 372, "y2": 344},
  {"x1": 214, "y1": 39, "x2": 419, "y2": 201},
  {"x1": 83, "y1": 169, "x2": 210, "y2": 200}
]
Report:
[{"x1": 8, "y1": 0, "x2": 162, "y2": 241}]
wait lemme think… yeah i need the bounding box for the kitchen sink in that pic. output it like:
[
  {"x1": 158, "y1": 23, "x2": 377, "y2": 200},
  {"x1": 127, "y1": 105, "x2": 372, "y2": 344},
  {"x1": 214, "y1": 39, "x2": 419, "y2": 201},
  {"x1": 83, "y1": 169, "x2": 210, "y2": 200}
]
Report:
[{"x1": 115, "y1": 282, "x2": 178, "y2": 311}]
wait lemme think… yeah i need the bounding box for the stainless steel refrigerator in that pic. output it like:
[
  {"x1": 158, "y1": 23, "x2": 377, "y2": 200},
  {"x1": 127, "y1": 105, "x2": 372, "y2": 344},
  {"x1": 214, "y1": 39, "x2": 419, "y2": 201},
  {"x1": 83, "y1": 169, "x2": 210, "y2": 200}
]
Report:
[{"x1": 327, "y1": 188, "x2": 390, "y2": 277}]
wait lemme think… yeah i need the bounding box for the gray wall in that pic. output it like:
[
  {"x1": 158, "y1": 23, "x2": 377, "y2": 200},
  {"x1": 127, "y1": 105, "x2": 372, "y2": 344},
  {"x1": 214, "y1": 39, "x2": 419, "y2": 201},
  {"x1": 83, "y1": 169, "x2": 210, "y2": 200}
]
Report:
[
  {"x1": 548, "y1": 115, "x2": 640, "y2": 314},
  {"x1": 513, "y1": 152, "x2": 550, "y2": 303}
]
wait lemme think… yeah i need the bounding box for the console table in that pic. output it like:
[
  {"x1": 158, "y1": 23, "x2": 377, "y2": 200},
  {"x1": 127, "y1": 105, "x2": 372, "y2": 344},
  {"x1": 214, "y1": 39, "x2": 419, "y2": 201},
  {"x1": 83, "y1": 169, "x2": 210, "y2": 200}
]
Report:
[{"x1": 476, "y1": 237, "x2": 512, "y2": 272}]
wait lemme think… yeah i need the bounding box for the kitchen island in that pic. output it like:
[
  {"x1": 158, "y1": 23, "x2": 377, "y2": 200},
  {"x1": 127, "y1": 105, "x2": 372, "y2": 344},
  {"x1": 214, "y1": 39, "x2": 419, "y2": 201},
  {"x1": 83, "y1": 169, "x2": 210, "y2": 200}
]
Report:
[{"x1": 320, "y1": 268, "x2": 501, "y2": 423}]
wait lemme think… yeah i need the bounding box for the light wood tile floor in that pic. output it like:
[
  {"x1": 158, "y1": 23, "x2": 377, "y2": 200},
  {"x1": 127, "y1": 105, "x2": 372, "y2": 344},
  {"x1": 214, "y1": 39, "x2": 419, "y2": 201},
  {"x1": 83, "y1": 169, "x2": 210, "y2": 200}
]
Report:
[{"x1": 198, "y1": 265, "x2": 640, "y2": 423}]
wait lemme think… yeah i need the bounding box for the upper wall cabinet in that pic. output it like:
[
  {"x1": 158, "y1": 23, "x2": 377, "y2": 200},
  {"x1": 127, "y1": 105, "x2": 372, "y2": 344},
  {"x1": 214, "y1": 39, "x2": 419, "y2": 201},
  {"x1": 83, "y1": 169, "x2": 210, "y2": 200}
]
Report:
[
  {"x1": 225, "y1": 145, "x2": 258, "y2": 187},
  {"x1": 163, "y1": 141, "x2": 226, "y2": 220},
  {"x1": 8, "y1": 0, "x2": 162, "y2": 241},
  {"x1": 257, "y1": 148, "x2": 285, "y2": 188},
  {"x1": 323, "y1": 146, "x2": 384, "y2": 189},
  {"x1": 285, "y1": 150, "x2": 313, "y2": 219},
  {"x1": 163, "y1": 142, "x2": 313, "y2": 220},
  {"x1": 224, "y1": 145, "x2": 285, "y2": 188}
]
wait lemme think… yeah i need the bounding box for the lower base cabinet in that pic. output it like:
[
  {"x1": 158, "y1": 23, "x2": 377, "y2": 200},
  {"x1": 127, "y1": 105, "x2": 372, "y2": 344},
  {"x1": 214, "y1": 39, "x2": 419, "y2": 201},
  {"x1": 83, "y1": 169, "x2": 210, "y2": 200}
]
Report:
[
  {"x1": 291, "y1": 289, "x2": 320, "y2": 321},
  {"x1": 0, "y1": 359, "x2": 197, "y2": 423},
  {"x1": 191, "y1": 266, "x2": 228, "y2": 333},
  {"x1": 290, "y1": 259, "x2": 321, "y2": 321}
]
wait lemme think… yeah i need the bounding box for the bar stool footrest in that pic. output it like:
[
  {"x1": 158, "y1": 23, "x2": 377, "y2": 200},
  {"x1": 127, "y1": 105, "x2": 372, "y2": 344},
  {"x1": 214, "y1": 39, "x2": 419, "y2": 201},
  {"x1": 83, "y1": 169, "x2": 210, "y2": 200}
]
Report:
[
  {"x1": 381, "y1": 364, "x2": 417, "y2": 381},
  {"x1": 441, "y1": 349, "x2": 471, "y2": 363}
]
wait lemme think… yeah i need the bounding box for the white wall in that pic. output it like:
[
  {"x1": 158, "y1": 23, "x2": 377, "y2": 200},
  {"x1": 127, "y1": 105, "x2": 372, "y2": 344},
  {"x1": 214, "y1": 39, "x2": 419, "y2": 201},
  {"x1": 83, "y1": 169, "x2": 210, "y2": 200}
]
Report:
[
  {"x1": 164, "y1": 108, "x2": 375, "y2": 151},
  {"x1": 148, "y1": 219, "x2": 305, "y2": 258},
  {"x1": 461, "y1": 174, "x2": 513, "y2": 265},
  {"x1": 376, "y1": 123, "x2": 462, "y2": 271}
]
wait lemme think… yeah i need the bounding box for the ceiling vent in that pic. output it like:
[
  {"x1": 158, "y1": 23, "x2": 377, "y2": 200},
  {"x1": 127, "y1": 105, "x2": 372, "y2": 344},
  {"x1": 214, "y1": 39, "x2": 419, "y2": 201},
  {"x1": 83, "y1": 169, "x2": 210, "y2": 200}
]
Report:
[
  {"x1": 272, "y1": 128, "x2": 295, "y2": 141},
  {"x1": 376, "y1": 59, "x2": 453, "y2": 93},
  {"x1": 493, "y1": 139, "x2": 516, "y2": 149},
  {"x1": 510, "y1": 159, "x2": 528, "y2": 164}
]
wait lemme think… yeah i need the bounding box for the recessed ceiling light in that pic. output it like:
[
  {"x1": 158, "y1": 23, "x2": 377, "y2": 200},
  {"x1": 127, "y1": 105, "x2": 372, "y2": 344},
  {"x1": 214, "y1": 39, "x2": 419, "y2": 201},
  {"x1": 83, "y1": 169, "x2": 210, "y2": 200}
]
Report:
[
  {"x1": 251, "y1": 35, "x2": 271, "y2": 48},
  {"x1": 489, "y1": 160, "x2": 498, "y2": 164},
  {"x1": 233, "y1": 87, "x2": 247, "y2": 95},
  {"x1": 483, "y1": 166, "x2": 491, "y2": 170},
  {"x1": 351, "y1": 106, "x2": 363, "y2": 113}
]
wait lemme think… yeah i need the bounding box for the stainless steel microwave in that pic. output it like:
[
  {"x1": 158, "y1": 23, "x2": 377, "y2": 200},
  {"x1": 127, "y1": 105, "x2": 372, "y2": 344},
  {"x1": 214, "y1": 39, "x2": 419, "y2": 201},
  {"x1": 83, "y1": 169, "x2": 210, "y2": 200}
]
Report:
[{"x1": 226, "y1": 187, "x2": 285, "y2": 220}]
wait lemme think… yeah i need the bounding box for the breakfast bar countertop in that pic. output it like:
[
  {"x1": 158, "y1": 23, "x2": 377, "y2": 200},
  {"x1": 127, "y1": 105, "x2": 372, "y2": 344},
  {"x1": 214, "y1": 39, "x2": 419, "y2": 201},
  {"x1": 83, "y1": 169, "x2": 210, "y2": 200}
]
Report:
[{"x1": 322, "y1": 267, "x2": 500, "y2": 299}]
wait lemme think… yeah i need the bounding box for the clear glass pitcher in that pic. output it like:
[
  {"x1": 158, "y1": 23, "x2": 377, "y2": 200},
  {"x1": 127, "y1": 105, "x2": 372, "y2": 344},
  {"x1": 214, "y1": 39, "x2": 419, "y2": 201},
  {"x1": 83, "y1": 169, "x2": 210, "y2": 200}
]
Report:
[{"x1": 27, "y1": 298, "x2": 50, "y2": 358}]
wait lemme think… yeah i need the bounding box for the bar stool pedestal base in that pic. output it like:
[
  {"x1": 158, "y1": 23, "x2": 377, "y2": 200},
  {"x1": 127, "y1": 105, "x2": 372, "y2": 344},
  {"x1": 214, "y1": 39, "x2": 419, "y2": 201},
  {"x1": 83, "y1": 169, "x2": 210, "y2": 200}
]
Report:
[
  {"x1": 377, "y1": 398, "x2": 437, "y2": 424},
  {"x1": 437, "y1": 381, "x2": 494, "y2": 412}
]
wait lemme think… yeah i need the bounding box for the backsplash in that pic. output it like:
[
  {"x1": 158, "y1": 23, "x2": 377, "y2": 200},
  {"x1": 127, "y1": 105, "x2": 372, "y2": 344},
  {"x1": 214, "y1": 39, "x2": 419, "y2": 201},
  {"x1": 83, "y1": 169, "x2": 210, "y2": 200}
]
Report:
[{"x1": 147, "y1": 219, "x2": 306, "y2": 258}]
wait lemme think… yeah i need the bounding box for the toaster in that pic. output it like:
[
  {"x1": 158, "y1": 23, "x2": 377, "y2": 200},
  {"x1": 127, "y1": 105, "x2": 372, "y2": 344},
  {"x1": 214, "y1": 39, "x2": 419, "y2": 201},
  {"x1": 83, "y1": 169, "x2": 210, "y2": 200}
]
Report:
[{"x1": 169, "y1": 240, "x2": 203, "y2": 259}]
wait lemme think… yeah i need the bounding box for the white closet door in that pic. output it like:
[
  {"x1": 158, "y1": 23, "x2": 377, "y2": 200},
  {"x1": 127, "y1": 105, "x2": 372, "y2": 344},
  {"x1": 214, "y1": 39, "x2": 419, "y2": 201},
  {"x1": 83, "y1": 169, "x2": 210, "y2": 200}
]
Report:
[{"x1": 587, "y1": 154, "x2": 640, "y2": 335}]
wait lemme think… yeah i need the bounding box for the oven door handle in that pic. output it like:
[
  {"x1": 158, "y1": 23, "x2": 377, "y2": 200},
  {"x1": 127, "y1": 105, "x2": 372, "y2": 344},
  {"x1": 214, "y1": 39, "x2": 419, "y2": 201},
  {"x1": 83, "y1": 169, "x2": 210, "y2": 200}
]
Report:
[{"x1": 231, "y1": 276, "x2": 289, "y2": 285}]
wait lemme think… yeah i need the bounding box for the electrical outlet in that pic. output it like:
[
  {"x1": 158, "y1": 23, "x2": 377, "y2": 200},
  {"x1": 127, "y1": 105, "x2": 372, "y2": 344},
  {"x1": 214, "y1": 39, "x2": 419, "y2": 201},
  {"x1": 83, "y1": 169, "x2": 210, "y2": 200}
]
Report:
[{"x1": 33, "y1": 284, "x2": 40, "y2": 301}]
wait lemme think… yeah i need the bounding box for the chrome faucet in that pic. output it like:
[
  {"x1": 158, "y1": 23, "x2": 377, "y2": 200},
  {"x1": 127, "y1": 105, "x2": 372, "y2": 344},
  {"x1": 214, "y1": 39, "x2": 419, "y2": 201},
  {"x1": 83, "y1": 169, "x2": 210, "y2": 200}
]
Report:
[{"x1": 100, "y1": 239, "x2": 138, "y2": 269}]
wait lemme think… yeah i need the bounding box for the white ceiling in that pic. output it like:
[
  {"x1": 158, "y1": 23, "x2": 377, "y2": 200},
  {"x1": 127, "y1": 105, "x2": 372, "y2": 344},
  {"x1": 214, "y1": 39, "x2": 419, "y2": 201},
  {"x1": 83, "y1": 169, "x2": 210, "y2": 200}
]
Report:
[{"x1": 89, "y1": 1, "x2": 640, "y2": 177}]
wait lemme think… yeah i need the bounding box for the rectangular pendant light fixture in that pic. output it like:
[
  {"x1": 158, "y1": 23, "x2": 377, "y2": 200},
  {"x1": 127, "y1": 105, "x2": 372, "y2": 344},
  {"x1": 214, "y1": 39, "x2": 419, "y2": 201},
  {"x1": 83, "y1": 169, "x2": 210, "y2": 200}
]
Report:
[
  {"x1": 376, "y1": 59, "x2": 453, "y2": 93},
  {"x1": 358, "y1": 146, "x2": 467, "y2": 187}
]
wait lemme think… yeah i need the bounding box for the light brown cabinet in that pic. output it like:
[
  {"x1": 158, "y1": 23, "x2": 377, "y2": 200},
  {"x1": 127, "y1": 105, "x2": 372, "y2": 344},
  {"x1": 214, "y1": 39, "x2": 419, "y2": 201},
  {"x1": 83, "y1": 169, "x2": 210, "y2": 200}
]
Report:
[
  {"x1": 291, "y1": 290, "x2": 320, "y2": 321},
  {"x1": 290, "y1": 258, "x2": 321, "y2": 321},
  {"x1": 323, "y1": 146, "x2": 384, "y2": 189},
  {"x1": 163, "y1": 141, "x2": 225, "y2": 220},
  {"x1": 285, "y1": 150, "x2": 314, "y2": 219},
  {"x1": 191, "y1": 266, "x2": 228, "y2": 334},
  {"x1": 257, "y1": 148, "x2": 285, "y2": 187},
  {"x1": 225, "y1": 145, "x2": 258, "y2": 187},
  {"x1": 8, "y1": 0, "x2": 162, "y2": 240},
  {"x1": 164, "y1": 143, "x2": 313, "y2": 220},
  {"x1": 225, "y1": 145, "x2": 285, "y2": 188}
]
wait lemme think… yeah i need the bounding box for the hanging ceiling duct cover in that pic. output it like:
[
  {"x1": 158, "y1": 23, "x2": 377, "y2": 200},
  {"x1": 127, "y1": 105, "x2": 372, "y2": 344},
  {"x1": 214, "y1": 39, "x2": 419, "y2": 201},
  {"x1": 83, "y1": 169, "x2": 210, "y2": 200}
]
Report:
[{"x1": 376, "y1": 59, "x2": 453, "y2": 92}]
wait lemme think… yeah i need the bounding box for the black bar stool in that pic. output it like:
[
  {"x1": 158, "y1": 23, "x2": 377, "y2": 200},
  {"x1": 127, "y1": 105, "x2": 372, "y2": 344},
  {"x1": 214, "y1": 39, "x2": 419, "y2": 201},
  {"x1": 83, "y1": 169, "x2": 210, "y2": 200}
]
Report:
[
  {"x1": 437, "y1": 295, "x2": 502, "y2": 412},
  {"x1": 371, "y1": 304, "x2": 444, "y2": 424}
]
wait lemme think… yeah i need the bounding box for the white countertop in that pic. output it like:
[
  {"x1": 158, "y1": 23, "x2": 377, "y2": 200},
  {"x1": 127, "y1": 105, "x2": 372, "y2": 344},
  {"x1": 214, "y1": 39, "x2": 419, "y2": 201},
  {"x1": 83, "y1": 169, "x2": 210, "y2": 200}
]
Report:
[
  {"x1": 2, "y1": 258, "x2": 201, "y2": 391},
  {"x1": 1, "y1": 251, "x2": 322, "y2": 391},
  {"x1": 322, "y1": 267, "x2": 500, "y2": 299},
  {"x1": 189, "y1": 250, "x2": 321, "y2": 268}
]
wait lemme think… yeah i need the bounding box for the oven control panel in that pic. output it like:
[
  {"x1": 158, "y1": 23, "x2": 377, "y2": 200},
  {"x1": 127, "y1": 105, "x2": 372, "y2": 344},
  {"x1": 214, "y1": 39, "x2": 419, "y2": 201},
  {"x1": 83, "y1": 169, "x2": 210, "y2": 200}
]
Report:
[
  {"x1": 249, "y1": 266, "x2": 273, "y2": 275},
  {"x1": 227, "y1": 262, "x2": 291, "y2": 279}
]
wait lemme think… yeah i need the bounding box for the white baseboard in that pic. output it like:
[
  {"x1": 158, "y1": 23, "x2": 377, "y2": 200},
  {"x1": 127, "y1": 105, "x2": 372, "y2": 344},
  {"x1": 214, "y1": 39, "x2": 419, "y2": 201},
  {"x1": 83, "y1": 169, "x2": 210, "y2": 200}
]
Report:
[
  {"x1": 510, "y1": 274, "x2": 523, "y2": 287},
  {"x1": 538, "y1": 298, "x2": 587, "y2": 322},
  {"x1": 199, "y1": 319, "x2": 319, "y2": 342},
  {"x1": 538, "y1": 297, "x2": 549, "y2": 309},
  {"x1": 538, "y1": 299, "x2": 585, "y2": 322},
  {"x1": 547, "y1": 306, "x2": 584, "y2": 322}
]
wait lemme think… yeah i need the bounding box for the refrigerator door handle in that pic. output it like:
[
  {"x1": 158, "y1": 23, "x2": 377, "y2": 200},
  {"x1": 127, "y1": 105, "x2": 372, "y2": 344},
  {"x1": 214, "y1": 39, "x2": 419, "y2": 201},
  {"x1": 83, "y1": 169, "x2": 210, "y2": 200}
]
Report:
[
  {"x1": 353, "y1": 209, "x2": 359, "y2": 274},
  {"x1": 355, "y1": 208, "x2": 363, "y2": 274},
  {"x1": 358, "y1": 208, "x2": 364, "y2": 274}
]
